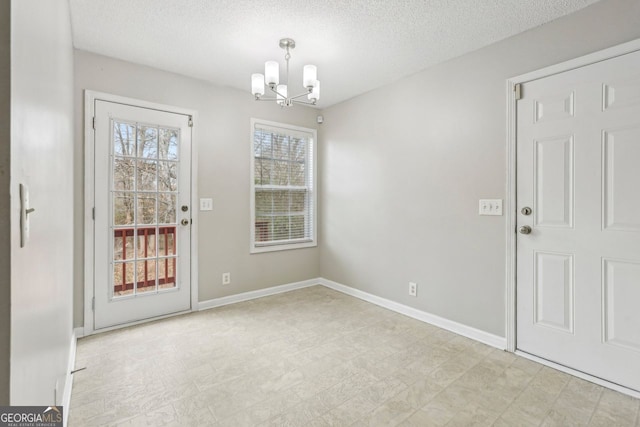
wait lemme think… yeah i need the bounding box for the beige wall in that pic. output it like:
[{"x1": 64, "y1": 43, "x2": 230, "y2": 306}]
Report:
[
  {"x1": 319, "y1": 0, "x2": 640, "y2": 337},
  {"x1": 10, "y1": 0, "x2": 74, "y2": 404},
  {"x1": 73, "y1": 0, "x2": 640, "y2": 339},
  {"x1": 0, "y1": 0, "x2": 9, "y2": 406},
  {"x1": 73, "y1": 51, "x2": 320, "y2": 327}
]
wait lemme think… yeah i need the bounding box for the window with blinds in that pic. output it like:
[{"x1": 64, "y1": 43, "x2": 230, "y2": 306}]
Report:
[{"x1": 250, "y1": 119, "x2": 317, "y2": 253}]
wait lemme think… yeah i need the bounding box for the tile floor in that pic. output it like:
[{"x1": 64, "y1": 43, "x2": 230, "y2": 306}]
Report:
[{"x1": 69, "y1": 286, "x2": 640, "y2": 426}]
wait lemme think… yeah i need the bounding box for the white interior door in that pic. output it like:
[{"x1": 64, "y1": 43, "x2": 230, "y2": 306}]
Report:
[
  {"x1": 516, "y1": 50, "x2": 640, "y2": 392},
  {"x1": 93, "y1": 100, "x2": 192, "y2": 329}
]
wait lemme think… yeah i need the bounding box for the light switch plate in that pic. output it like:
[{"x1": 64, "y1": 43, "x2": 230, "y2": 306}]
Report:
[
  {"x1": 479, "y1": 199, "x2": 503, "y2": 216},
  {"x1": 200, "y1": 198, "x2": 213, "y2": 211}
]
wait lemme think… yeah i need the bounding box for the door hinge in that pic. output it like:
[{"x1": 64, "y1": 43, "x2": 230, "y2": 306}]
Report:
[
  {"x1": 514, "y1": 83, "x2": 523, "y2": 100},
  {"x1": 92, "y1": 117, "x2": 96, "y2": 129},
  {"x1": 92, "y1": 207, "x2": 95, "y2": 220},
  {"x1": 188, "y1": 116, "x2": 193, "y2": 127},
  {"x1": 92, "y1": 297, "x2": 95, "y2": 311}
]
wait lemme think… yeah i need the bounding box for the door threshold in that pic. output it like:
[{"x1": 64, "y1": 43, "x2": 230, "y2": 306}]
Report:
[
  {"x1": 515, "y1": 350, "x2": 640, "y2": 399},
  {"x1": 86, "y1": 308, "x2": 193, "y2": 337}
]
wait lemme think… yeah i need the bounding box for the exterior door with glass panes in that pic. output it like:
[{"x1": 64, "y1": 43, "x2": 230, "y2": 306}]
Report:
[{"x1": 93, "y1": 100, "x2": 191, "y2": 329}]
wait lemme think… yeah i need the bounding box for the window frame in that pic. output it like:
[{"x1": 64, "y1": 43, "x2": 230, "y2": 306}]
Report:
[{"x1": 249, "y1": 118, "x2": 317, "y2": 253}]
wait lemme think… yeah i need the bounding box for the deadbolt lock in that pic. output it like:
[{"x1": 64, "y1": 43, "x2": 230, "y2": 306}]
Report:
[
  {"x1": 181, "y1": 205, "x2": 189, "y2": 212},
  {"x1": 521, "y1": 207, "x2": 532, "y2": 216}
]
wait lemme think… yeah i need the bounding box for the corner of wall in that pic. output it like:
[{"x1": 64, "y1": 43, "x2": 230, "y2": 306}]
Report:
[
  {"x1": 0, "y1": 0, "x2": 10, "y2": 407},
  {"x1": 10, "y1": 0, "x2": 75, "y2": 405}
]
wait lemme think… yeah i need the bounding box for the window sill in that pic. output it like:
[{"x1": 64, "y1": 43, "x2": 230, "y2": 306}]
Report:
[{"x1": 250, "y1": 240, "x2": 317, "y2": 254}]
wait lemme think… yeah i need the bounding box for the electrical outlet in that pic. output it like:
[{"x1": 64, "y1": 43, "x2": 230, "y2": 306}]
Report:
[
  {"x1": 409, "y1": 282, "x2": 417, "y2": 297},
  {"x1": 222, "y1": 272, "x2": 231, "y2": 285}
]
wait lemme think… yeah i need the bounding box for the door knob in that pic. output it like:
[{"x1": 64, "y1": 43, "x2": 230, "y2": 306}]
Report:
[
  {"x1": 181, "y1": 219, "x2": 190, "y2": 226},
  {"x1": 518, "y1": 225, "x2": 532, "y2": 235}
]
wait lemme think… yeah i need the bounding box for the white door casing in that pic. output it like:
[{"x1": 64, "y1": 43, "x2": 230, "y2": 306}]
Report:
[
  {"x1": 85, "y1": 93, "x2": 197, "y2": 332},
  {"x1": 515, "y1": 49, "x2": 640, "y2": 392}
]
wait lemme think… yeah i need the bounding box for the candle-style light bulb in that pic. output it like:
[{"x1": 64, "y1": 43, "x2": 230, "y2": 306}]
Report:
[
  {"x1": 307, "y1": 80, "x2": 320, "y2": 102},
  {"x1": 276, "y1": 84, "x2": 288, "y2": 106},
  {"x1": 265, "y1": 61, "x2": 279, "y2": 87},
  {"x1": 251, "y1": 74, "x2": 265, "y2": 97},
  {"x1": 303, "y1": 65, "x2": 317, "y2": 89}
]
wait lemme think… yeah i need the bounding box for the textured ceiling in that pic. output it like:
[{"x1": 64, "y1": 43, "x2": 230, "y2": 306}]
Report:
[{"x1": 69, "y1": 0, "x2": 600, "y2": 108}]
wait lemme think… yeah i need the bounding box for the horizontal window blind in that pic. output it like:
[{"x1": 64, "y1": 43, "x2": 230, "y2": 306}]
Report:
[{"x1": 252, "y1": 122, "x2": 315, "y2": 248}]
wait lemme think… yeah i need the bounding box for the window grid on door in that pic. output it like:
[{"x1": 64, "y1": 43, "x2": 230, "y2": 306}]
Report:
[{"x1": 111, "y1": 120, "x2": 180, "y2": 298}]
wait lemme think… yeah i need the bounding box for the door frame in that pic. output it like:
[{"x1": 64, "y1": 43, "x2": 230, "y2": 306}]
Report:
[
  {"x1": 83, "y1": 90, "x2": 199, "y2": 336},
  {"x1": 505, "y1": 39, "x2": 640, "y2": 397},
  {"x1": 506, "y1": 37, "x2": 640, "y2": 353}
]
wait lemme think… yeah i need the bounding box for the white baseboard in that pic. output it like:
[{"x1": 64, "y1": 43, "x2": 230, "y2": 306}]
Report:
[
  {"x1": 73, "y1": 276, "x2": 637, "y2": 399},
  {"x1": 62, "y1": 330, "x2": 77, "y2": 427},
  {"x1": 318, "y1": 278, "x2": 507, "y2": 350},
  {"x1": 77, "y1": 277, "x2": 506, "y2": 350},
  {"x1": 78, "y1": 276, "x2": 505, "y2": 350},
  {"x1": 75, "y1": 279, "x2": 321, "y2": 336},
  {"x1": 320, "y1": 279, "x2": 639, "y2": 397},
  {"x1": 198, "y1": 278, "x2": 320, "y2": 311},
  {"x1": 197, "y1": 277, "x2": 506, "y2": 350}
]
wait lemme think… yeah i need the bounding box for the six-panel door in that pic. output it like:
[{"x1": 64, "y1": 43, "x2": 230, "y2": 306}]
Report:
[{"x1": 517, "y1": 50, "x2": 640, "y2": 392}]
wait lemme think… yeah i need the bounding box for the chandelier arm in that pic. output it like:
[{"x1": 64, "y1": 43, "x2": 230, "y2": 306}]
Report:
[
  {"x1": 289, "y1": 90, "x2": 313, "y2": 101},
  {"x1": 255, "y1": 97, "x2": 278, "y2": 101},
  {"x1": 291, "y1": 99, "x2": 317, "y2": 106},
  {"x1": 268, "y1": 86, "x2": 287, "y2": 99}
]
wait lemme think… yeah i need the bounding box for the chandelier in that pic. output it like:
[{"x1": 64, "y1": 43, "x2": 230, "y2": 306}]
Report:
[{"x1": 251, "y1": 38, "x2": 320, "y2": 107}]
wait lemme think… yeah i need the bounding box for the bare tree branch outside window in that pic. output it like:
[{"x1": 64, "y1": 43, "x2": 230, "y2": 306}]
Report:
[{"x1": 111, "y1": 121, "x2": 180, "y2": 296}]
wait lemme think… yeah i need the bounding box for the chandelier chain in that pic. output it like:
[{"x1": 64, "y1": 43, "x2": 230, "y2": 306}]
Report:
[{"x1": 285, "y1": 46, "x2": 290, "y2": 86}]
